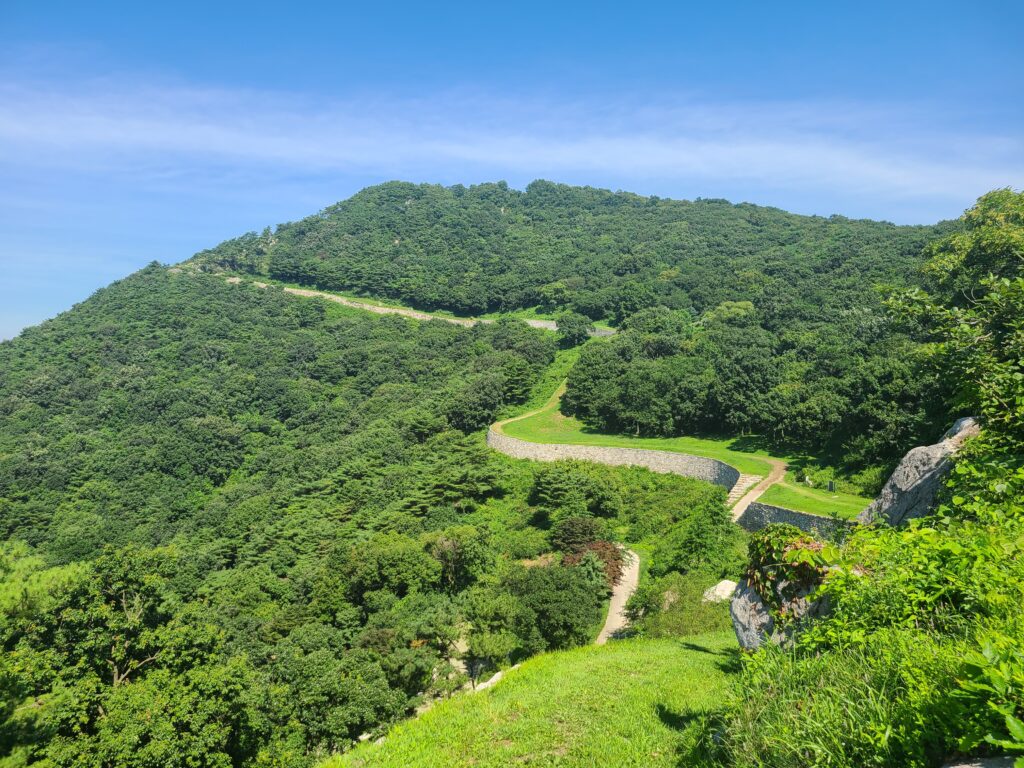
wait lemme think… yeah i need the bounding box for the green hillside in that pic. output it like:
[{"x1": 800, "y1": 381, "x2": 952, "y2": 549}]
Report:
[
  {"x1": 193, "y1": 180, "x2": 943, "y2": 322},
  {"x1": 193, "y1": 181, "x2": 955, "y2": 485},
  {"x1": 1, "y1": 186, "x2": 1021, "y2": 768},
  {"x1": 329, "y1": 632, "x2": 737, "y2": 768}
]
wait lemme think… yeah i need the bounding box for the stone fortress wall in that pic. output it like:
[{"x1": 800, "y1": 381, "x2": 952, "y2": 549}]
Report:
[
  {"x1": 486, "y1": 428, "x2": 741, "y2": 490},
  {"x1": 735, "y1": 501, "x2": 854, "y2": 537}
]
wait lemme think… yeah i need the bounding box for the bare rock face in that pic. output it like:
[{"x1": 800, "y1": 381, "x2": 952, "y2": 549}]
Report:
[
  {"x1": 730, "y1": 573, "x2": 834, "y2": 650},
  {"x1": 730, "y1": 579, "x2": 773, "y2": 650},
  {"x1": 703, "y1": 579, "x2": 737, "y2": 603},
  {"x1": 858, "y1": 417, "x2": 980, "y2": 527}
]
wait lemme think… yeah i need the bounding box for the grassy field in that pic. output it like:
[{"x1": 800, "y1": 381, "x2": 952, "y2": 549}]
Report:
[
  {"x1": 498, "y1": 386, "x2": 874, "y2": 518},
  {"x1": 499, "y1": 389, "x2": 776, "y2": 476},
  {"x1": 326, "y1": 632, "x2": 737, "y2": 768},
  {"x1": 758, "y1": 473, "x2": 869, "y2": 519}
]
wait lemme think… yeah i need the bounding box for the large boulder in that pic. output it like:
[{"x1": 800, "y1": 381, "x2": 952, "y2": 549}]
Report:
[
  {"x1": 730, "y1": 571, "x2": 835, "y2": 650},
  {"x1": 858, "y1": 417, "x2": 980, "y2": 526},
  {"x1": 703, "y1": 579, "x2": 737, "y2": 603},
  {"x1": 941, "y1": 759, "x2": 1016, "y2": 768},
  {"x1": 730, "y1": 579, "x2": 773, "y2": 650}
]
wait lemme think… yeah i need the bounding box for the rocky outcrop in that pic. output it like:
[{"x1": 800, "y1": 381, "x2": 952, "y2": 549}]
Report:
[
  {"x1": 730, "y1": 570, "x2": 834, "y2": 651},
  {"x1": 729, "y1": 579, "x2": 774, "y2": 649},
  {"x1": 703, "y1": 579, "x2": 738, "y2": 603},
  {"x1": 941, "y1": 758, "x2": 1016, "y2": 768},
  {"x1": 858, "y1": 417, "x2": 980, "y2": 526}
]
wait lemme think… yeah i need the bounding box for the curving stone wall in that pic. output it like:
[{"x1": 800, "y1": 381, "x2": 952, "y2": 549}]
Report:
[
  {"x1": 487, "y1": 428, "x2": 740, "y2": 490},
  {"x1": 735, "y1": 501, "x2": 856, "y2": 537}
]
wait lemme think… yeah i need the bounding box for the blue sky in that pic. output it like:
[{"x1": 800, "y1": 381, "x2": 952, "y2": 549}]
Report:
[{"x1": 1, "y1": 1, "x2": 1022, "y2": 339}]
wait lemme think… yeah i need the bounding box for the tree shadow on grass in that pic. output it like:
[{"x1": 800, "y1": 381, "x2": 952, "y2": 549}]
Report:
[
  {"x1": 656, "y1": 703, "x2": 702, "y2": 731},
  {"x1": 675, "y1": 641, "x2": 742, "y2": 674},
  {"x1": 655, "y1": 703, "x2": 724, "y2": 768}
]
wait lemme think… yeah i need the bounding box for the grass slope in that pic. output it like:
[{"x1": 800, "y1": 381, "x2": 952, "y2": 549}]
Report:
[
  {"x1": 499, "y1": 388, "x2": 774, "y2": 477},
  {"x1": 499, "y1": 387, "x2": 872, "y2": 517},
  {"x1": 758, "y1": 474, "x2": 869, "y2": 520},
  {"x1": 327, "y1": 631, "x2": 737, "y2": 768}
]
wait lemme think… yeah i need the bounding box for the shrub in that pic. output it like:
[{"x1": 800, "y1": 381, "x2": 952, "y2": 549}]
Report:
[
  {"x1": 562, "y1": 540, "x2": 624, "y2": 588},
  {"x1": 701, "y1": 629, "x2": 967, "y2": 768},
  {"x1": 550, "y1": 515, "x2": 606, "y2": 553},
  {"x1": 650, "y1": 508, "x2": 744, "y2": 578},
  {"x1": 625, "y1": 571, "x2": 732, "y2": 638}
]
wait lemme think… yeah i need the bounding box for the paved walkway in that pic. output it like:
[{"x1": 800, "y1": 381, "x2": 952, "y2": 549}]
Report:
[
  {"x1": 596, "y1": 548, "x2": 640, "y2": 644},
  {"x1": 226, "y1": 276, "x2": 613, "y2": 335},
  {"x1": 729, "y1": 459, "x2": 787, "y2": 521}
]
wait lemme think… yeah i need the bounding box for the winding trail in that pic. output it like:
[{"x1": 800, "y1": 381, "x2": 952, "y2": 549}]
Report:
[
  {"x1": 596, "y1": 548, "x2": 640, "y2": 644},
  {"x1": 489, "y1": 381, "x2": 791, "y2": 639},
  {"x1": 226, "y1": 276, "x2": 614, "y2": 336},
  {"x1": 494, "y1": 380, "x2": 568, "y2": 432}
]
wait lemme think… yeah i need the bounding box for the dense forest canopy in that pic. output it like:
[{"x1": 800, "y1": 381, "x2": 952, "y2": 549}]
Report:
[
  {"x1": 195, "y1": 181, "x2": 956, "y2": 483},
  {"x1": 2, "y1": 181, "x2": 1020, "y2": 768},
  {"x1": 0, "y1": 267, "x2": 734, "y2": 766},
  {"x1": 194, "y1": 180, "x2": 949, "y2": 322}
]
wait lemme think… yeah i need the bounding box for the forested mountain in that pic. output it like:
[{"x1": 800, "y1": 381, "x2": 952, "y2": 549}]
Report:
[
  {"x1": 331, "y1": 190, "x2": 1024, "y2": 768},
  {"x1": 195, "y1": 181, "x2": 957, "y2": 484},
  {"x1": 0, "y1": 266, "x2": 733, "y2": 766},
  {"x1": 2, "y1": 182, "x2": 1019, "y2": 768},
  {"x1": 194, "y1": 180, "x2": 947, "y2": 322}
]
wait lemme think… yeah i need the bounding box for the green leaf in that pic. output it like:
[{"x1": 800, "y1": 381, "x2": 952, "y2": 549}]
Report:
[{"x1": 1007, "y1": 713, "x2": 1024, "y2": 743}]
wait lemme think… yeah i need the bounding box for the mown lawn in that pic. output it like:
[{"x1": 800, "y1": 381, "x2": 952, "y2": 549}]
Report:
[
  {"x1": 499, "y1": 392, "x2": 776, "y2": 476},
  {"x1": 326, "y1": 632, "x2": 738, "y2": 768},
  {"x1": 498, "y1": 390, "x2": 875, "y2": 518},
  {"x1": 758, "y1": 475, "x2": 869, "y2": 520}
]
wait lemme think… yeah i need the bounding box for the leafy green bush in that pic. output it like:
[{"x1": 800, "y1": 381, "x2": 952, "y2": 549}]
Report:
[
  {"x1": 956, "y1": 620, "x2": 1024, "y2": 761},
  {"x1": 549, "y1": 515, "x2": 606, "y2": 553},
  {"x1": 625, "y1": 571, "x2": 732, "y2": 638},
  {"x1": 699, "y1": 629, "x2": 967, "y2": 768}
]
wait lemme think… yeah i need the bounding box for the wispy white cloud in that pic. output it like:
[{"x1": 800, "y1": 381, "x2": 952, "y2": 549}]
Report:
[{"x1": 0, "y1": 76, "x2": 1020, "y2": 219}]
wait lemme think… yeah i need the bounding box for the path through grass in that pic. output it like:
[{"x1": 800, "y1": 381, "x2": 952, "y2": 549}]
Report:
[
  {"x1": 758, "y1": 474, "x2": 868, "y2": 519},
  {"x1": 327, "y1": 632, "x2": 737, "y2": 768}
]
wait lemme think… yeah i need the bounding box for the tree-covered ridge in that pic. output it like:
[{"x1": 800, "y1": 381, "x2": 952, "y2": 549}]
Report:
[
  {"x1": 192, "y1": 181, "x2": 954, "y2": 485},
  {"x1": 193, "y1": 180, "x2": 948, "y2": 321},
  {"x1": 0, "y1": 267, "x2": 736, "y2": 766},
  {"x1": 0, "y1": 265, "x2": 554, "y2": 555}
]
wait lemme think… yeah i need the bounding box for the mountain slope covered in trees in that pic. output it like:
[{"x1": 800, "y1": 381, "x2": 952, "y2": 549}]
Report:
[
  {"x1": 195, "y1": 181, "x2": 956, "y2": 484},
  {"x1": 0, "y1": 267, "x2": 737, "y2": 766},
  {"x1": 320, "y1": 189, "x2": 1024, "y2": 768},
  {"x1": 194, "y1": 180, "x2": 946, "y2": 322},
  {"x1": 2, "y1": 183, "x2": 1020, "y2": 768}
]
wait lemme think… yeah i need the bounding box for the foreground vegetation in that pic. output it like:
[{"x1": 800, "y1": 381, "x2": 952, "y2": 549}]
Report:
[
  {"x1": 686, "y1": 189, "x2": 1024, "y2": 767},
  {"x1": 0, "y1": 268, "x2": 738, "y2": 766},
  {"x1": 329, "y1": 632, "x2": 738, "y2": 768}
]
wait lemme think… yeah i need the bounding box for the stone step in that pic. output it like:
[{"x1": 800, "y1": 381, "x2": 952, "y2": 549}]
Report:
[{"x1": 727, "y1": 474, "x2": 763, "y2": 506}]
